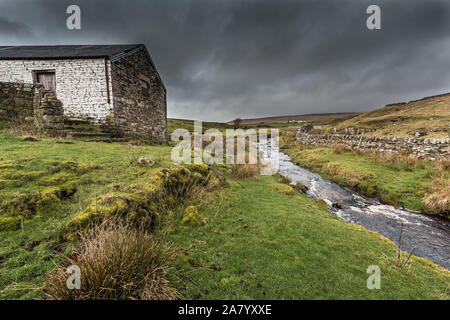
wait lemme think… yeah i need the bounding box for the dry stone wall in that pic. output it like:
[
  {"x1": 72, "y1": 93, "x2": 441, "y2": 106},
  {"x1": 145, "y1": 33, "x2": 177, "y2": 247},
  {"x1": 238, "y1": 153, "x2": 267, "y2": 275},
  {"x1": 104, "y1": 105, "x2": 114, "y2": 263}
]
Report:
[
  {"x1": 296, "y1": 127, "x2": 449, "y2": 161},
  {"x1": 0, "y1": 59, "x2": 113, "y2": 123},
  {"x1": 0, "y1": 82, "x2": 64, "y2": 133}
]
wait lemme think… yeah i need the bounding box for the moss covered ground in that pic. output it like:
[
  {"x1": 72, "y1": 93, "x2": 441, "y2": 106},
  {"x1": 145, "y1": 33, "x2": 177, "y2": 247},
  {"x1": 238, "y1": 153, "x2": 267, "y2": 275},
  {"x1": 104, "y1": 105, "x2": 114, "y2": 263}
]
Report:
[
  {"x1": 0, "y1": 130, "x2": 173, "y2": 299},
  {"x1": 0, "y1": 126, "x2": 448, "y2": 299}
]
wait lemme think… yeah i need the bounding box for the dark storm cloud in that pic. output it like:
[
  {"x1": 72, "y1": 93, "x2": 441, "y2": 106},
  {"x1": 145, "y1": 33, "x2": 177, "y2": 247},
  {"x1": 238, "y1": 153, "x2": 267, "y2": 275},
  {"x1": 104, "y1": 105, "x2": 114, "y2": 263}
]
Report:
[
  {"x1": 0, "y1": 16, "x2": 31, "y2": 38},
  {"x1": 1, "y1": 0, "x2": 450, "y2": 121}
]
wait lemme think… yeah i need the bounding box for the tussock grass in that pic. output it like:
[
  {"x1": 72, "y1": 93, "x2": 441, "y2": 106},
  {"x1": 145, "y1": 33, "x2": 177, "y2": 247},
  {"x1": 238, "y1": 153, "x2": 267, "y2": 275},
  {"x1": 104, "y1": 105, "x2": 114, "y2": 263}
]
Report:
[
  {"x1": 5, "y1": 119, "x2": 41, "y2": 138},
  {"x1": 425, "y1": 178, "x2": 450, "y2": 215},
  {"x1": 46, "y1": 221, "x2": 180, "y2": 300},
  {"x1": 399, "y1": 154, "x2": 427, "y2": 171},
  {"x1": 231, "y1": 164, "x2": 260, "y2": 179},
  {"x1": 369, "y1": 151, "x2": 426, "y2": 171},
  {"x1": 332, "y1": 144, "x2": 352, "y2": 154},
  {"x1": 434, "y1": 160, "x2": 450, "y2": 172}
]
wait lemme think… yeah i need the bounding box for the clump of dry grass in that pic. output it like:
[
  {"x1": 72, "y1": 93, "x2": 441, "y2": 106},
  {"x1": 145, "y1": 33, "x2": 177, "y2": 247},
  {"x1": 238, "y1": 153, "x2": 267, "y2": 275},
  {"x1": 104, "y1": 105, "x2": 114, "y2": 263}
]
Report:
[
  {"x1": 231, "y1": 164, "x2": 260, "y2": 179},
  {"x1": 6, "y1": 118, "x2": 66, "y2": 139},
  {"x1": 371, "y1": 151, "x2": 397, "y2": 167},
  {"x1": 228, "y1": 147, "x2": 263, "y2": 180},
  {"x1": 369, "y1": 151, "x2": 426, "y2": 171},
  {"x1": 424, "y1": 178, "x2": 450, "y2": 216},
  {"x1": 399, "y1": 154, "x2": 426, "y2": 171},
  {"x1": 434, "y1": 160, "x2": 450, "y2": 172},
  {"x1": 6, "y1": 119, "x2": 41, "y2": 138},
  {"x1": 45, "y1": 221, "x2": 180, "y2": 300},
  {"x1": 332, "y1": 144, "x2": 352, "y2": 154}
]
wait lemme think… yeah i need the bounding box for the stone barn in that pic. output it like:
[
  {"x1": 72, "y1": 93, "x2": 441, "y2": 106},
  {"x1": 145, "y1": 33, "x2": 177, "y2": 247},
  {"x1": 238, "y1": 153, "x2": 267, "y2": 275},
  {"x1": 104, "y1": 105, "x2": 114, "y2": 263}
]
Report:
[{"x1": 0, "y1": 44, "x2": 167, "y2": 141}]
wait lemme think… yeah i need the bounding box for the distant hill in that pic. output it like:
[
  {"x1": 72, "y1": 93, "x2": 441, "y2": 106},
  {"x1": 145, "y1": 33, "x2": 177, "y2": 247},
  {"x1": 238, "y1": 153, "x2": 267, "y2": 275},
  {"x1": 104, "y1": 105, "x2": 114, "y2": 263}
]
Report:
[
  {"x1": 226, "y1": 113, "x2": 360, "y2": 125},
  {"x1": 331, "y1": 93, "x2": 450, "y2": 138}
]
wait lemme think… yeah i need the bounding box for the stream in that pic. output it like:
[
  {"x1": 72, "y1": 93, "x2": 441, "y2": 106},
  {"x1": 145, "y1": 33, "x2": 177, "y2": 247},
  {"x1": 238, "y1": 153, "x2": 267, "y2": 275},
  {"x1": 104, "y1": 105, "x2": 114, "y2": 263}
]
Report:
[{"x1": 258, "y1": 140, "x2": 450, "y2": 270}]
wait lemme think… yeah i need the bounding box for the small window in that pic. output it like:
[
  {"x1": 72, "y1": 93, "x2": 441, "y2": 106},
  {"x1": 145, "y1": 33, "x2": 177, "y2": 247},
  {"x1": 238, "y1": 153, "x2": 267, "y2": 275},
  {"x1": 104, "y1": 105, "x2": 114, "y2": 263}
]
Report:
[{"x1": 141, "y1": 80, "x2": 150, "y2": 97}]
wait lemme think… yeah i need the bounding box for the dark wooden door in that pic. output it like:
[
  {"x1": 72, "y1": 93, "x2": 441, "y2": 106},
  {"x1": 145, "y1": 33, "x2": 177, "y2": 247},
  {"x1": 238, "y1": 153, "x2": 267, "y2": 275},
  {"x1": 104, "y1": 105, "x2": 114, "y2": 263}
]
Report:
[{"x1": 36, "y1": 72, "x2": 56, "y2": 92}]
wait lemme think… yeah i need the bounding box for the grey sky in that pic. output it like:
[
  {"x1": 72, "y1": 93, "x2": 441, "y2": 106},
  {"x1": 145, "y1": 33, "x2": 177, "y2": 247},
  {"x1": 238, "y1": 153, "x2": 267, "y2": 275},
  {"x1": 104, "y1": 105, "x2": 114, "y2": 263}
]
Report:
[{"x1": 1, "y1": 0, "x2": 449, "y2": 121}]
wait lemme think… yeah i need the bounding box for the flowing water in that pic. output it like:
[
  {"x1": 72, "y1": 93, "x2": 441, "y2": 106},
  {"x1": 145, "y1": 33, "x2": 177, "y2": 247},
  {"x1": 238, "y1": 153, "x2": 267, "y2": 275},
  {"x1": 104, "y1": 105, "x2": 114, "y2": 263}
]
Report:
[{"x1": 258, "y1": 140, "x2": 450, "y2": 270}]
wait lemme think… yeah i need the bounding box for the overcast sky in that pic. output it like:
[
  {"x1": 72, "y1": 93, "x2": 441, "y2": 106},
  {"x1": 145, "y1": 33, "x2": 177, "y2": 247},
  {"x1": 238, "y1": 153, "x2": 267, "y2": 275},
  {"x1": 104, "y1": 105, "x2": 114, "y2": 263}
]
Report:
[{"x1": 1, "y1": 0, "x2": 449, "y2": 121}]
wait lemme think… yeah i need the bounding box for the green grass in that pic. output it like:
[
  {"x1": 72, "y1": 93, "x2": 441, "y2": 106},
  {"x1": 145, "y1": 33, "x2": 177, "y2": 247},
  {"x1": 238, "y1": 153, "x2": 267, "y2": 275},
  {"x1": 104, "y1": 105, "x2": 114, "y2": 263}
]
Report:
[
  {"x1": 0, "y1": 127, "x2": 449, "y2": 300},
  {"x1": 169, "y1": 175, "x2": 449, "y2": 299},
  {"x1": 0, "y1": 132, "x2": 173, "y2": 299}
]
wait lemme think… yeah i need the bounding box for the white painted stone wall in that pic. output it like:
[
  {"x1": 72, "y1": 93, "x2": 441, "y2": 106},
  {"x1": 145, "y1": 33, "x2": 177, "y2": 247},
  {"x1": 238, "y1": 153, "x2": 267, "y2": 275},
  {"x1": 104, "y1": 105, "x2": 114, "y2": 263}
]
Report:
[{"x1": 0, "y1": 58, "x2": 113, "y2": 122}]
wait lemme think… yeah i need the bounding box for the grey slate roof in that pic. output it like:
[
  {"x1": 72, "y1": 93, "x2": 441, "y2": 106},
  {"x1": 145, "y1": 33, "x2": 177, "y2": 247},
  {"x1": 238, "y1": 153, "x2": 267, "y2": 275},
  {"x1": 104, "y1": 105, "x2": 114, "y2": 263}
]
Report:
[{"x1": 0, "y1": 44, "x2": 145, "y2": 60}]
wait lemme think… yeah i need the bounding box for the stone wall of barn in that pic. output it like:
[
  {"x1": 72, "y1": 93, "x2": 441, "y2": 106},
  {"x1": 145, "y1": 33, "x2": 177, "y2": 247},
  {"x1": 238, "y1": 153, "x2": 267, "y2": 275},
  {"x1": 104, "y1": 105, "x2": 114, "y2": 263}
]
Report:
[
  {"x1": 0, "y1": 82, "x2": 64, "y2": 133},
  {"x1": 111, "y1": 50, "x2": 167, "y2": 142},
  {"x1": 0, "y1": 59, "x2": 113, "y2": 124}
]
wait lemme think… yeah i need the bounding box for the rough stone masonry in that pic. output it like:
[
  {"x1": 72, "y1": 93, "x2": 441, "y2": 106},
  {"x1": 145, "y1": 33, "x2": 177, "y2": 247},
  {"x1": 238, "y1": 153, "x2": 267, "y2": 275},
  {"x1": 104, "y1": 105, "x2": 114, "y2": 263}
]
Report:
[
  {"x1": 0, "y1": 45, "x2": 167, "y2": 142},
  {"x1": 0, "y1": 82, "x2": 64, "y2": 134}
]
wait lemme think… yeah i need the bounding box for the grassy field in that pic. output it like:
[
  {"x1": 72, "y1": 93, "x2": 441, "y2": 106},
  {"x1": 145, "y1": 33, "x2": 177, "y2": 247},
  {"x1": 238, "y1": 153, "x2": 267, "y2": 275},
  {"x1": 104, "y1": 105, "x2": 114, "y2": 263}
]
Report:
[
  {"x1": 328, "y1": 93, "x2": 450, "y2": 138},
  {"x1": 0, "y1": 127, "x2": 448, "y2": 299},
  {"x1": 170, "y1": 174, "x2": 449, "y2": 299},
  {"x1": 0, "y1": 131, "x2": 174, "y2": 299},
  {"x1": 280, "y1": 129, "x2": 449, "y2": 218}
]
